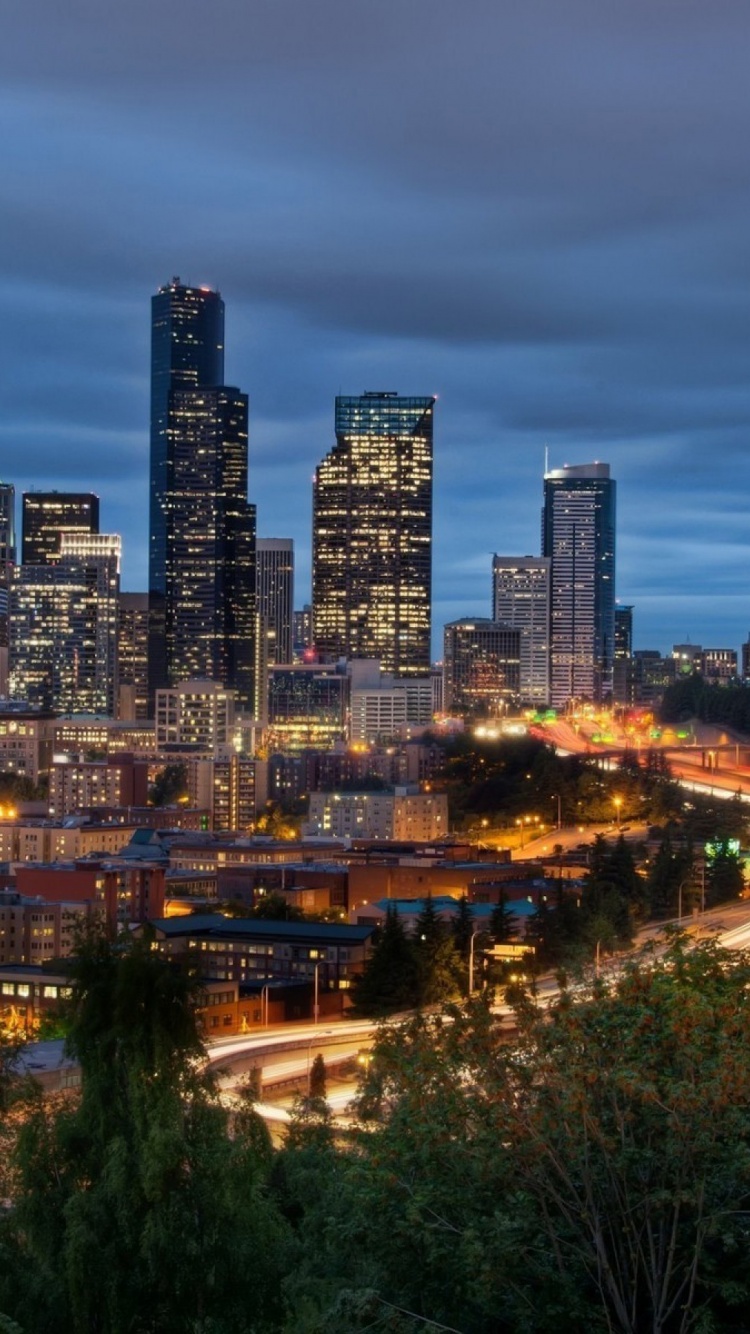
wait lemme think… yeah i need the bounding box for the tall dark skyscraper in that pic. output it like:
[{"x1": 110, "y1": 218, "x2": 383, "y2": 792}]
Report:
[
  {"x1": 542, "y1": 462, "x2": 616, "y2": 707},
  {"x1": 0, "y1": 484, "x2": 15, "y2": 694},
  {"x1": 148, "y1": 279, "x2": 256, "y2": 710},
  {"x1": 257, "y1": 539, "x2": 294, "y2": 666},
  {"x1": 312, "y1": 392, "x2": 434, "y2": 676},
  {"x1": 22, "y1": 492, "x2": 99, "y2": 566}
]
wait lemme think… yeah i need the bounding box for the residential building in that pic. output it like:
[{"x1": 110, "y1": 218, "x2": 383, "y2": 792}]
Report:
[
  {"x1": 443, "y1": 619, "x2": 521, "y2": 718},
  {"x1": 48, "y1": 755, "x2": 149, "y2": 819},
  {"x1": 542, "y1": 462, "x2": 616, "y2": 707},
  {"x1": 491, "y1": 556, "x2": 550, "y2": 705},
  {"x1": 305, "y1": 786, "x2": 448, "y2": 841},
  {"x1": 312, "y1": 391, "x2": 434, "y2": 675},
  {"x1": 155, "y1": 679, "x2": 236, "y2": 750}
]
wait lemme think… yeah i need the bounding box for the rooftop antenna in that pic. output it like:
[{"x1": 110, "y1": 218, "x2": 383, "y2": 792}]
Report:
[{"x1": 544, "y1": 444, "x2": 549, "y2": 475}]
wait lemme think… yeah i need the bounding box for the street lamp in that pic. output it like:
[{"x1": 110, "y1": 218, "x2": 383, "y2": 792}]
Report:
[
  {"x1": 613, "y1": 796, "x2": 622, "y2": 827},
  {"x1": 551, "y1": 794, "x2": 561, "y2": 830},
  {"x1": 313, "y1": 960, "x2": 321, "y2": 1026}
]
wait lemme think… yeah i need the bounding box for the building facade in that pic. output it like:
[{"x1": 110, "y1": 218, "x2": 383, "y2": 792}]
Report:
[
  {"x1": 21, "y1": 492, "x2": 99, "y2": 566},
  {"x1": 148, "y1": 279, "x2": 257, "y2": 709},
  {"x1": 118, "y1": 592, "x2": 149, "y2": 720},
  {"x1": 542, "y1": 463, "x2": 616, "y2": 708},
  {"x1": 305, "y1": 786, "x2": 448, "y2": 841},
  {"x1": 443, "y1": 619, "x2": 521, "y2": 719},
  {"x1": 313, "y1": 392, "x2": 434, "y2": 675},
  {"x1": 155, "y1": 679, "x2": 236, "y2": 750},
  {"x1": 149, "y1": 278, "x2": 225, "y2": 697},
  {"x1": 0, "y1": 483, "x2": 16, "y2": 695},
  {"x1": 10, "y1": 535, "x2": 120, "y2": 714},
  {"x1": 491, "y1": 556, "x2": 550, "y2": 706},
  {"x1": 257, "y1": 539, "x2": 294, "y2": 666}
]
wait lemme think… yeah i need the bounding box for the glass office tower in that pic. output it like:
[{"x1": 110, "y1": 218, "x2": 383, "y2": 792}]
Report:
[
  {"x1": 542, "y1": 462, "x2": 616, "y2": 707},
  {"x1": 312, "y1": 392, "x2": 434, "y2": 676},
  {"x1": 148, "y1": 278, "x2": 225, "y2": 697},
  {"x1": 148, "y1": 279, "x2": 256, "y2": 710},
  {"x1": 22, "y1": 492, "x2": 99, "y2": 565}
]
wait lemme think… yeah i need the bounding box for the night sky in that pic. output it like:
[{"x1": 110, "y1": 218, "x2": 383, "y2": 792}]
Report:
[{"x1": 2, "y1": 0, "x2": 750, "y2": 659}]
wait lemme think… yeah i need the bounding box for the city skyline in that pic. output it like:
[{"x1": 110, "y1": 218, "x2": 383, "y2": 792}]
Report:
[{"x1": 2, "y1": 3, "x2": 750, "y2": 656}]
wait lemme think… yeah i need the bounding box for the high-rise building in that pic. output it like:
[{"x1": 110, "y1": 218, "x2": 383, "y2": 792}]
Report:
[
  {"x1": 148, "y1": 279, "x2": 256, "y2": 710},
  {"x1": 10, "y1": 534, "x2": 120, "y2": 714},
  {"x1": 312, "y1": 392, "x2": 434, "y2": 676},
  {"x1": 257, "y1": 538, "x2": 294, "y2": 665},
  {"x1": 613, "y1": 604, "x2": 634, "y2": 704},
  {"x1": 293, "y1": 605, "x2": 313, "y2": 660},
  {"x1": 491, "y1": 556, "x2": 550, "y2": 706},
  {"x1": 166, "y1": 386, "x2": 256, "y2": 706},
  {"x1": 22, "y1": 492, "x2": 99, "y2": 566},
  {"x1": 0, "y1": 484, "x2": 16, "y2": 695},
  {"x1": 443, "y1": 619, "x2": 521, "y2": 719},
  {"x1": 118, "y1": 593, "x2": 150, "y2": 720},
  {"x1": 542, "y1": 463, "x2": 616, "y2": 707}
]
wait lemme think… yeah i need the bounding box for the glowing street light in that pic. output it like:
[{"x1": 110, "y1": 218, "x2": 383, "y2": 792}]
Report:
[{"x1": 613, "y1": 795, "x2": 623, "y2": 827}]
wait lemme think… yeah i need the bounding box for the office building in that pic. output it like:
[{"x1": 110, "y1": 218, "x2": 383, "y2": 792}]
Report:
[
  {"x1": 443, "y1": 619, "x2": 521, "y2": 719},
  {"x1": 0, "y1": 484, "x2": 16, "y2": 695},
  {"x1": 313, "y1": 391, "x2": 434, "y2": 675},
  {"x1": 10, "y1": 535, "x2": 120, "y2": 715},
  {"x1": 118, "y1": 592, "x2": 149, "y2": 720},
  {"x1": 22, "y1": 492, "x2": 99, "y2": 566},
  {"x1": 293, "y1": 605, "x2": 313, "y2": 660},
  {"x1": 257, "y1": 539, "x2": 294, "y2": 665},
  {"x1": 148, "y1": 279, "x2": 257, "y2": 709},
  {"x1": 267, "y1": 662, "x2": 349, "y2": 753},
  {"x1": 491, "y1": 556, "x2": 550, "y2": 705},
  {"x1": 542, "y1": 463, "x2": 616, "y2": 707},
  {"x1": 348, "y1": 659, "x2": 433, "y2": 743},
  {"x1": 613, "y1": 604, "x2": 634, "y2": 704},
  {"x1": 165, "y1": 386, "x2": 256, "y2": 706}
]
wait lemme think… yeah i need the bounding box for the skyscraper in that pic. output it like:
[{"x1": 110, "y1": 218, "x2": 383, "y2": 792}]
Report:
[
  {"x1": 257, "y1": 539, "x2": 294, "y2": 665},
  {"x1": 148, "y1": 279, "x2": 256, "y2": 710},
  {"x1": 22, "y1": 492, "x2": 99, "y2": 565},
  {"x1": 312, "y1": 392, "x2": 434, "y2": 676},
  {"x1": 118, "y1": 592, "x2": 150, "y2": 720},
  {"x1": 542, "y1": 462, "x2": 616, "y2": 707},
  {"x1": 0, "y1": 484, "x2": 15, "y2": 695},
  {"x1": 491, "y1": 556, "x2": 550, "y2": 706},
  {"x1": 10, "y1": 534, "x2": 120, "y2": 714}
]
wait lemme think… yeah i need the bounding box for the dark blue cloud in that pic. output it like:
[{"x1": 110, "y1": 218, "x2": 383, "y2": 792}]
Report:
[{"x1": 0, "y1": 0, "x2": 749, "y2": 656}]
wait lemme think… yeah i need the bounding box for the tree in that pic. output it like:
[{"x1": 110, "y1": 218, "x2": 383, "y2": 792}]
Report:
[
  {"x1": 309, "y1": 1053, "x2": 327, "y2": 1100},
  {"x1": 7, "y1": 932, "x2": 287, "y2": 1333},
  {"x1": 351, "y1": 906, "x2": 418, "y2": 1016},
  {"x1": 148, "y1": 762, "x2": 188, "y2": 807},
  {"x1": 413, "y1": 898, "x2": 462, "y2": 1007}
]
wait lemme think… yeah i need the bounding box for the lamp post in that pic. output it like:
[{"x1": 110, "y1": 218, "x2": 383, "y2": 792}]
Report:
[
  {"x1": 313, "y1": 960, "x2": 321, "y2": 1026},
  {"x1": 613, "y1": 795, "x2": 622, "y2": 827},
  {"x1": 260, "y1": 983, "x2": 269, "y2": 1028},
  {"x1": 551, "y1": 794, "x2": 561, "y2": 830}
]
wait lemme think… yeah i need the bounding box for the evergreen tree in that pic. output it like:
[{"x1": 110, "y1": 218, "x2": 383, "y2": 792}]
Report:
[
  {"x1": 351, "y1": 906, "x2": 418, "y2": 1016},
  {"x1": 413, "y1": 898, "x2": 462, "y2": 1007},
  {"x1": 8, "y1": 932, "x2": 286, "y2": 1333}
]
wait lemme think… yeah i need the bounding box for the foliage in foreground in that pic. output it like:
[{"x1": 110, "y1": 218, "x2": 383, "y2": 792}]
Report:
[{"x1": 4, "y1": 937, "x2": 750, "y2": 1332}]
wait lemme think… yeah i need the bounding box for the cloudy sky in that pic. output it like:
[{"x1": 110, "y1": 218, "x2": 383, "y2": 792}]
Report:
[{"x1": 2, "y1": 0, "x2": 750, "y2": 657}]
